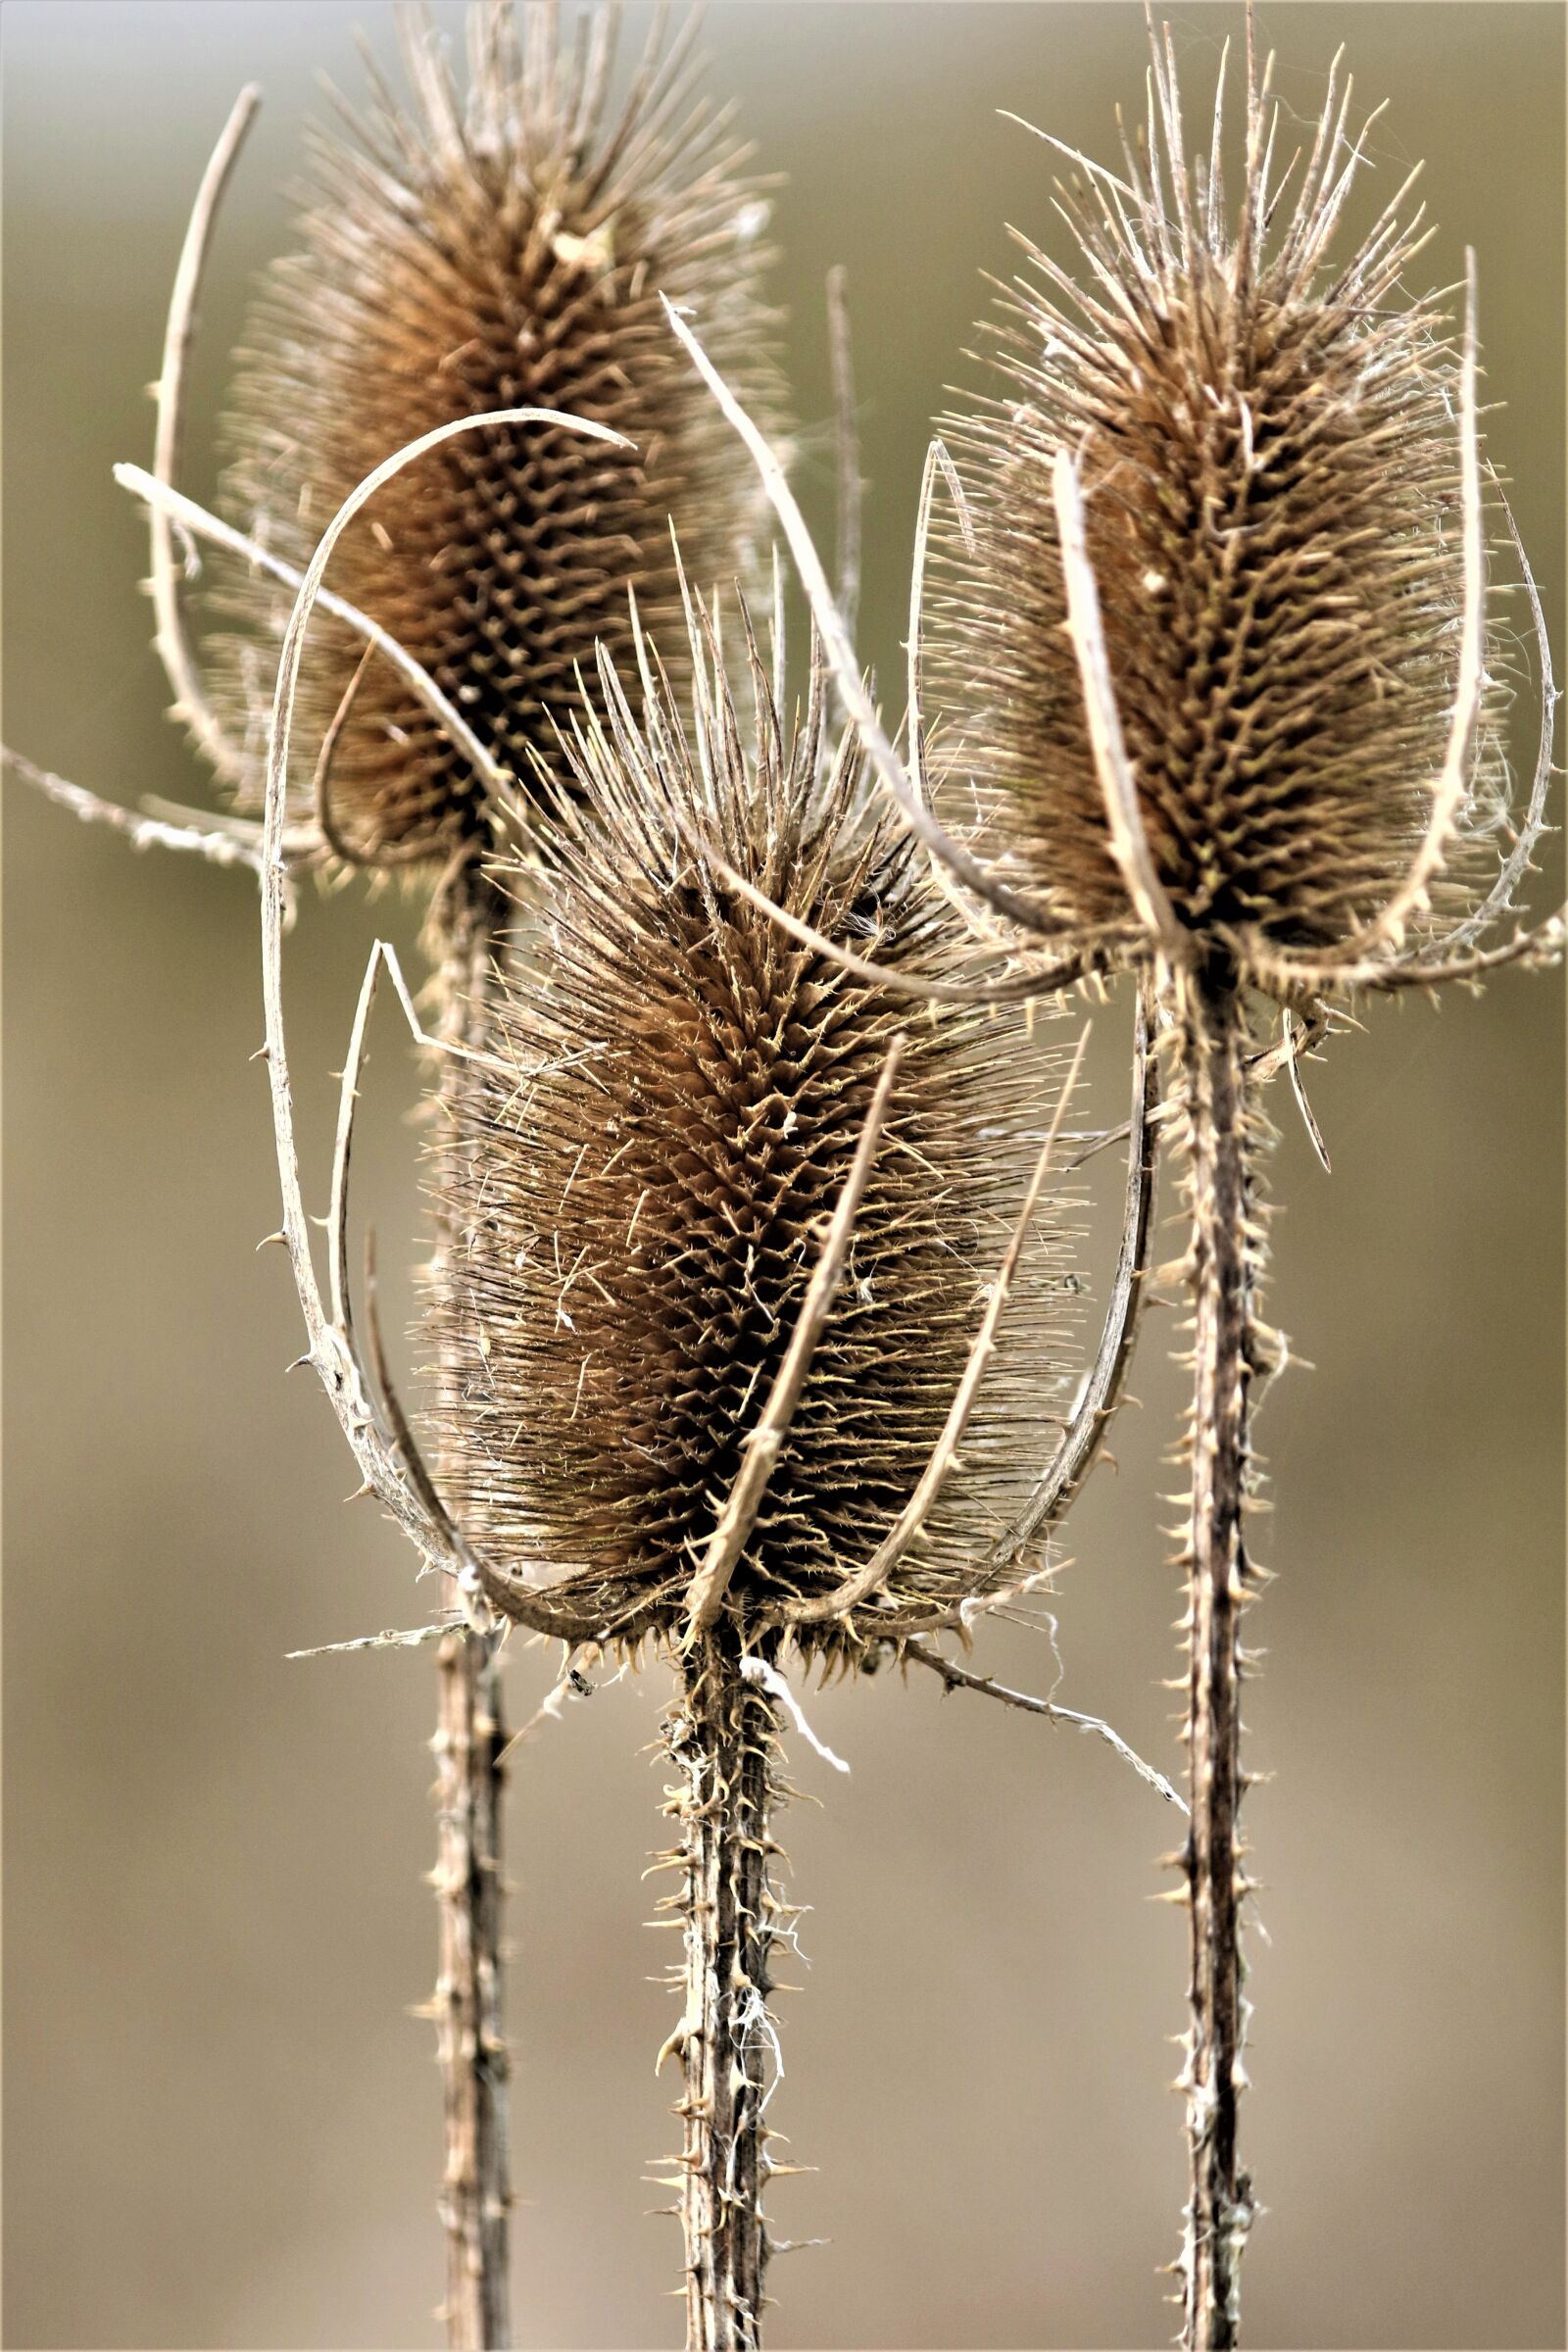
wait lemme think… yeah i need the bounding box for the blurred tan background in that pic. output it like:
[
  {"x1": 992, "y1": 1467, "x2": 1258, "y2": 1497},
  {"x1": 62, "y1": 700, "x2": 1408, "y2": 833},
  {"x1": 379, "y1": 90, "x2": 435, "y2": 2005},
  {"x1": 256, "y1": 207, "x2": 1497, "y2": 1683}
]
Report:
[{"x1": 4, "y1": 4, "x2": 1563, "y2": 2346}]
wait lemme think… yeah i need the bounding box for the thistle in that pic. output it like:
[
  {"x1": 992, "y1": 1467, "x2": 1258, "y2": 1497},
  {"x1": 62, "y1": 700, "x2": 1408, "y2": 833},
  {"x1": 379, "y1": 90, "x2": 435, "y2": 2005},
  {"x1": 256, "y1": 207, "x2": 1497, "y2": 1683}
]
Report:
[
  {"x1": 225, "y1": 356, "x2": 1180, "y2": 2324},
  {"x1": 428, "y1": 612, "x2": 1077, "y2": 1652},
  {"x1": 931, "y1": 55, "x2": 1507, "y2": 956},
  {"x1": 198, "y1": 16, "x2": 784, "y2": 2340},
  {"x1": 2, "y1": 9, "x2": 786, "y2": 2343},
  {"x1": 665, "y1": 18, "x2": 1561, "y2": 2347},
  {"x1": 428, "y1": 592, "x2": 1079, "y2": 2338},
  {"x1": 209, "y1": 0, "x2": 782, "y2": 869}
]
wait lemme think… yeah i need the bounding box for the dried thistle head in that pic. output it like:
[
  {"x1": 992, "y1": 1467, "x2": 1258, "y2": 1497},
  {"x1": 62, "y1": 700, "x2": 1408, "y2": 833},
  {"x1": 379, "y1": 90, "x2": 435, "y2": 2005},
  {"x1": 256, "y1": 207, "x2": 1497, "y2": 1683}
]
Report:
[
  {"x1": 424, "y1": 594, "x2": 1079, "y2": 1657},
  {"x1": 213, "y1": 0, "x2": 783, "y2": 865},
  {"x1": 926, "y1": 22, "x2": 1530, "y2": 985}
]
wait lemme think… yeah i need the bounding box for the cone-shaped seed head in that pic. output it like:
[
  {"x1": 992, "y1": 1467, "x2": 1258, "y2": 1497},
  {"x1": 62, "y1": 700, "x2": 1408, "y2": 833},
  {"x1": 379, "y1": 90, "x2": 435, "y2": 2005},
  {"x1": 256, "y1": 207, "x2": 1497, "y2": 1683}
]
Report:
[
  {"x1": 426, "y1": 599, "x2": 1079, "y2": 1654},
  {"x1": 213, "y1": 0, "x2": 784, "y2": 861},
  {"x1": 931, "y1": 26, "x2": 1504, "y2": 951}
]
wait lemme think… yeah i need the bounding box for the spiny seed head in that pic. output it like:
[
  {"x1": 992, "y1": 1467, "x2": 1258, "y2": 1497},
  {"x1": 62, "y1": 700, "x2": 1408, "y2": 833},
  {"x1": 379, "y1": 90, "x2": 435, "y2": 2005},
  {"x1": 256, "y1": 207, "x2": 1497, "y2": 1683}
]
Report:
[
  {"x1": 425, "y1": 596, "x2": 1079, "y2": 1656},
  {"x1": 212, "y1": 0, "x2": 784, "y2": 863},
  {"x1": 931, "y1": 24, "x2": 1507, "y2": 956}
]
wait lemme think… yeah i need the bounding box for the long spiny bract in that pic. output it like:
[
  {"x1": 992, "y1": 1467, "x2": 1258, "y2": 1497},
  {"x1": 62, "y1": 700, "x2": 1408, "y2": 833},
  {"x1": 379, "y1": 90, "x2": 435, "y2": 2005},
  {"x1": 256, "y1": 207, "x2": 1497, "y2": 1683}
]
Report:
[
  {"x1": 931, "y1": 32, "x2": 1506, "y2": 955},
  {"x1": 212, "y1": 0, "x2": 784, "y2": 861},
  {"x1": 424, "y1": 604, "x2": 1079, "y2": 1657}
]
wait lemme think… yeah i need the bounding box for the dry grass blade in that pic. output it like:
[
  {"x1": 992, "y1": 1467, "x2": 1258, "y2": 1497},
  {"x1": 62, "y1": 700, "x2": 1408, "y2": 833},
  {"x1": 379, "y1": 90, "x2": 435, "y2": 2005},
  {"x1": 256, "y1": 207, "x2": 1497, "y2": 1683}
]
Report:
[{"x1": 1281, "y1": 1010, "x2": 1331, "y2": 1174}]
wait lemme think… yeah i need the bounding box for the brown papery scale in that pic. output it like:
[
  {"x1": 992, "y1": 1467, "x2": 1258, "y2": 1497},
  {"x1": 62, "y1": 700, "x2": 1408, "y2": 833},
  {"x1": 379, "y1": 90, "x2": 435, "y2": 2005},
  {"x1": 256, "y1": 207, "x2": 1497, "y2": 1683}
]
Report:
[{"x1": 211, "y1": 0, "x2": 783, "y2": 864}]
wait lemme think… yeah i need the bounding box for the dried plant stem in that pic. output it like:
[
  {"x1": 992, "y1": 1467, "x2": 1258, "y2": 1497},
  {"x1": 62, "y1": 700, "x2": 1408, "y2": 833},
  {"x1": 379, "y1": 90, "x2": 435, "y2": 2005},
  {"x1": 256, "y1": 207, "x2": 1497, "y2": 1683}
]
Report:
[
  {"x1": 659, "y1": 1628, "x2": 785, "y2": 2352},
  {"x1": 1175, "y1": 962, "x2": 1259, "y2": 2349},
  {"x1": 431, "y1": 1624, "x2": 512, "y2": 2351},
  {"x1": 429, "y1": 861, "x2": 515, "y2": 2351}
]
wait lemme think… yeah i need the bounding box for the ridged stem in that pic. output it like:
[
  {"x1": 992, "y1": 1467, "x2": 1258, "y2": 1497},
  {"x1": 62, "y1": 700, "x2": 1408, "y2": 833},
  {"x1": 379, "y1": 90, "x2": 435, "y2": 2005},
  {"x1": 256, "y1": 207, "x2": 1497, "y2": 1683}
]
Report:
[
  {"x1": 431, "y1": 1626, "x2": 512, "y2": 2350},
  {"x1": 430, "y1": 859, "x2": 514, "y2": 2351},
  {"x1": 661, "y1": 1629, "x2": 783, "y2": 2351},
  {"x1": 1176, "y1": 961, "x2": 1259, "y2": 2349}
]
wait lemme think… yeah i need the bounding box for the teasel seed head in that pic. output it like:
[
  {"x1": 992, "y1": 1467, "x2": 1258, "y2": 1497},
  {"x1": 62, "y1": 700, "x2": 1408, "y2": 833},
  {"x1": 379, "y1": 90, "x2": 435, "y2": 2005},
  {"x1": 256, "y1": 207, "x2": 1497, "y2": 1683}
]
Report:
[
  {"x1": 425, "y1": 593, "x2": 1080, "y2": 1657},
  {"x1": 929, "y1": 23, "x2": 1511, "y2": 966},
  {"x1": 212, "y1": 0, "x2": 785, "y2": 865}
]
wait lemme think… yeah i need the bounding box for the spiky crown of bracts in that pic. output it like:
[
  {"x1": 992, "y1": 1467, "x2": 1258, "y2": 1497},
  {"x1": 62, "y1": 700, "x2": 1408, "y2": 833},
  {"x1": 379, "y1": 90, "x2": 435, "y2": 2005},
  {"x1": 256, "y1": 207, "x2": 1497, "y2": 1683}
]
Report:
[
  {"x1": 212, "y1": 0, "x2": 784, "y2": 864},
  {"x1": 930, "y1": 29, "x2": 1506, "y2": 956},
  {"x1": 424, "y1": 605, "x2": 1078, "y2": 1656}
]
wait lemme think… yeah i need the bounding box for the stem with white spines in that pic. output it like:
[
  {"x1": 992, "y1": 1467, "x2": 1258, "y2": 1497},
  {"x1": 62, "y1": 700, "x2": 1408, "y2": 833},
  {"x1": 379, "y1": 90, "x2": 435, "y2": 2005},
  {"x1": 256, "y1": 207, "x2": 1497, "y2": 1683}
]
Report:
[
  {"x1": 428, "y1": 860, "x2": 514, "y2": 2351},
  {"x1": 660, "y1": 1627, "x2": 785, "y2": 2351},
  {"x1": 1175, "y1": 958, "x2": 1261, "y2": 2350}
]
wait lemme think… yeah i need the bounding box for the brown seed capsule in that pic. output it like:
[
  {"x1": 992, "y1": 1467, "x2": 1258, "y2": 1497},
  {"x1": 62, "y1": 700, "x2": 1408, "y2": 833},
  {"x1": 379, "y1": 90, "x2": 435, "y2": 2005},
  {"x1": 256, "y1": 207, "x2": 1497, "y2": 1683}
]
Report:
[
  {"x1": 929, "y1": 28, "x2": 1507, "y2": 958},
  {"x1": 424, "y1": 599, "x2": 1079, "y2": 1654},
  {"x1": 212, "y1": 0, "x2": 784, "y2": 863}
]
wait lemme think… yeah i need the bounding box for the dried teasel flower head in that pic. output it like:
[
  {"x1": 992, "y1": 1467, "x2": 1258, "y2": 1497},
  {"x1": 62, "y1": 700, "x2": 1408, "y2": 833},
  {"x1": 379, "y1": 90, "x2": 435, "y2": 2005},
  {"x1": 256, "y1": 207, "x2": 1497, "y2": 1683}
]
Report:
[
  {"x1": 424, "y1": 588, "x2": 1081, "y2": 1658},
  {"x1": 211, "y1": 0, "x2": 784, "y2": 866},
  {"x1": 916, "y1": 16, "x2": 1560, "y2": 1003}
]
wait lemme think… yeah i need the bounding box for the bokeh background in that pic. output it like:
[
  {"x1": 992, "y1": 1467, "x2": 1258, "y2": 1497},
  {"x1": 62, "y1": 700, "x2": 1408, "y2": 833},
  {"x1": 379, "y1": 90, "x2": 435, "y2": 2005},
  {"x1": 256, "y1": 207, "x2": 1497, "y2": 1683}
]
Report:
[{"x1": 5, "y1": 5, "x2": 1563, "y2": 2347}]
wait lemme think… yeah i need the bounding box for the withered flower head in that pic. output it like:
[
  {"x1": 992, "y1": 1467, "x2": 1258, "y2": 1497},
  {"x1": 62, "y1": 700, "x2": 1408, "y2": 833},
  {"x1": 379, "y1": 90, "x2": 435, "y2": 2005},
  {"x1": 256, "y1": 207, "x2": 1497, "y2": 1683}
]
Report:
[
  {"x1": 426, "y1": 597, "x2": 1079, "y2": 1655},
  {"x1": 214, "y1": 0, "x2": 783, "y2": 863},
  {"x1": 929, "y1": 24, "x2": 1516, "y2": 971}
]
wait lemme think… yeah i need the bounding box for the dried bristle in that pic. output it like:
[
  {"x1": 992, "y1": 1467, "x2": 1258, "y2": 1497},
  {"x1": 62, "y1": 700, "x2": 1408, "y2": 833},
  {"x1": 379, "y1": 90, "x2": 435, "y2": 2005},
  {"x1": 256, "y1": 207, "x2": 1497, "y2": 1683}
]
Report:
[
  {"x1": 426, "y1": 602, "x2": 1079, "y2": 1655},
  {"x1": 930, "y1": 26, "x2": 1507, "y2": 951},
  {"x1": 212, "y1": 0, "x2": 784, "y2": 862}
]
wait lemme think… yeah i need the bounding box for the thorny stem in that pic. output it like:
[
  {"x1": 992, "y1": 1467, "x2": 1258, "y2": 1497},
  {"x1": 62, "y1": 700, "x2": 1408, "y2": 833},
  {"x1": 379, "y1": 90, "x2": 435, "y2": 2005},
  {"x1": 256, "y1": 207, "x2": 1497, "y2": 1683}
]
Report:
[
  {"x1": 429, "y1": 859, "x2": 515, "y2": 2351},
  {"x1": 1175, "y1": 961, "x2": 1260, "y2": 2349},
  {"x1": 658, "y1": 1626, "x2": 785, "y2": 2352},
  {"x1": 432, "y1": 1623, "x2": 513, "y2": 2352}
]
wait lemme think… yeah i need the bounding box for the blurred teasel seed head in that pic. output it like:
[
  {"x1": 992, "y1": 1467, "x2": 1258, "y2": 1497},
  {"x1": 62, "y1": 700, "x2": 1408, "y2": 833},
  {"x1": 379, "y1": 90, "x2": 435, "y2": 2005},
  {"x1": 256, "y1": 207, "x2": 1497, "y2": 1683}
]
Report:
[
  {"x1": 211, "y1": 0, "x2": 785, "y2": 866},
  {"x1": 425, "y1": 593, "x2": 1080, "y2": 1658},
  {"x1": 930, "y1": 25, "x2": 1514, "y2": 970}
]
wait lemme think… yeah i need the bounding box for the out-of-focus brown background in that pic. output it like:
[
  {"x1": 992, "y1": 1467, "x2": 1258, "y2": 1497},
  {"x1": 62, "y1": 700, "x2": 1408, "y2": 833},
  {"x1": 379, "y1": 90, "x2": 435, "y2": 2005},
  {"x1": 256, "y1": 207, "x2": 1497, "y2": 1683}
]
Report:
[{"x1": 5, "y1": 5, "x2": 1563, "y2": 2346}]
